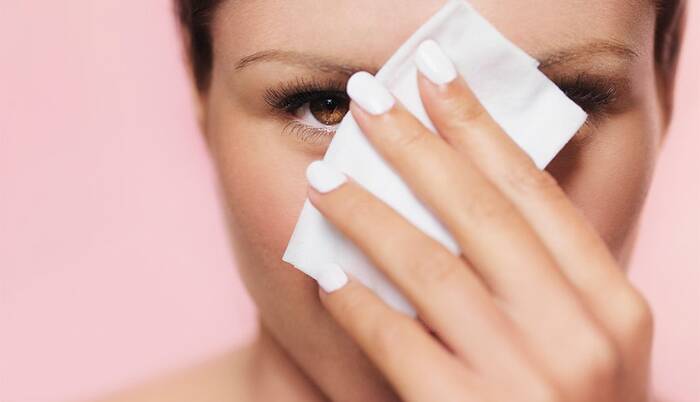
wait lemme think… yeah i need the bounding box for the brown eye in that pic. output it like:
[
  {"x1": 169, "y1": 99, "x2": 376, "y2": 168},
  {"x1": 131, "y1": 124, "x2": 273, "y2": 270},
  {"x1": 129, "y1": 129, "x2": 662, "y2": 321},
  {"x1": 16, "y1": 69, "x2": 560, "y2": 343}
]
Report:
[{"x1": 308, "y1": 95, "x2": 350, "y2": 126}]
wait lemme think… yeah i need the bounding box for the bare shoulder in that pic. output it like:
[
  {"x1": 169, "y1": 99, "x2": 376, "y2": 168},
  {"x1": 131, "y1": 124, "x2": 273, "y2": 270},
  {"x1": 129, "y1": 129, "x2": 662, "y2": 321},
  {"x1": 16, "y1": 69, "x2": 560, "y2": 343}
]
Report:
[{"x1": 93, "y1": 347, "x2": 253, "y2": 402}]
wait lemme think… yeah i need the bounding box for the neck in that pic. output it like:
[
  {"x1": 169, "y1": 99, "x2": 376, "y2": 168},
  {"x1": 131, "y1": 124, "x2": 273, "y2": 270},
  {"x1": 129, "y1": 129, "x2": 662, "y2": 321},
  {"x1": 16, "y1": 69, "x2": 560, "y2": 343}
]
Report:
[
  {"x1": 244, "y1": 319, "x2": 400, "y2": 402},
  {"x1": 244, "y1": 324, "x2": 328, "y2": 402}
]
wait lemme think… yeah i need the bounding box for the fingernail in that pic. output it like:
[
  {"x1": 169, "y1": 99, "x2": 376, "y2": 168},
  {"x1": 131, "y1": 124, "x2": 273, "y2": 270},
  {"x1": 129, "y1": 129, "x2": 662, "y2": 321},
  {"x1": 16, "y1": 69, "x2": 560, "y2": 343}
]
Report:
[
  {"x1": 316, "y1": 262, "x2": 349, "y2": 293},
  {"x1": 306, "y1": 160, "x2": 348, "y2": 194},
  {"x1": 346, "y1": 71, "x2": 396, "y2": 115},
  {"x1": 415, "y1": 40, "x2": 458, "y2": 85}
]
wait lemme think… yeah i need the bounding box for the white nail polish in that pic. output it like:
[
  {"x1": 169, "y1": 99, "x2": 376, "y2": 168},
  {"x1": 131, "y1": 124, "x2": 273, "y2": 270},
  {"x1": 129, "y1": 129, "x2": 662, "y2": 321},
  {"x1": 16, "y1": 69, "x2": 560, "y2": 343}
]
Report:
[
  {"x1": 306, "y1": 160, "x2": 348, "y2": 194},
  {"x1": 346, "y1": 71, "x2": 396, "y2": 115},
  {"x1": 316, "y1": 263, "x2": 348, "y2": 293},
  {"x1": 415, "y1": 40, "x2": 458, "y2": 85}
]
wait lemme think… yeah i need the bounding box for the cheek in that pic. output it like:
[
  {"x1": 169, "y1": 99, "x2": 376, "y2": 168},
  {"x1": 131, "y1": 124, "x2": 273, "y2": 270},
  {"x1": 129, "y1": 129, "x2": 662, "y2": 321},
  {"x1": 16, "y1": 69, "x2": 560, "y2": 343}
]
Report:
[
  {"x1": 204, "y1": 97, "x2": 322, "y2": 292},
  {"x1": 549, "y1": 110, "x2": 659, "y2": 261},
  {"x1": 225, "y1": 148, "x2": 304, "y2": 253},
  {"x1": 205, "y1": 102, "x2": 356, "y2": 361},
  {"x1": 212, "y1": 113, "x2": 658, "y2": 265}
]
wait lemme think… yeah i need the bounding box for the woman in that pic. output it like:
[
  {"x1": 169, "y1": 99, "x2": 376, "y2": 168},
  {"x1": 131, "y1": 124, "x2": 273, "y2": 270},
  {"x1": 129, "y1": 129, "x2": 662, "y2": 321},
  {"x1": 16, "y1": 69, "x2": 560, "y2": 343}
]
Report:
[{"x1": 104, "y1": 0, "x2": 686, "y2": 401}]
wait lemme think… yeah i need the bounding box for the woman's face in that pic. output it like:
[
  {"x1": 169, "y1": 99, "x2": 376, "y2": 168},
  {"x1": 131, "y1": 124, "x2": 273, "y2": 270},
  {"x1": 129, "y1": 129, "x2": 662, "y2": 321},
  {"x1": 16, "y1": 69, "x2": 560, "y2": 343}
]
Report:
[{"x1": 201, "y1": 0, "x2": 663, "y2": 398}]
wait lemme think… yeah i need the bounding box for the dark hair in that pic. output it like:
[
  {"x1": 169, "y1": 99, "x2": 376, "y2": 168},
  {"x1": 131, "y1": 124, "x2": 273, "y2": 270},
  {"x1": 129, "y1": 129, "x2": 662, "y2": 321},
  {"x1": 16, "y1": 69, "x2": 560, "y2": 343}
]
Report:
[
  {"x1": 655, "y1": 0, "x2": 687, "y2": 114},
  {"x1": 175, "y1": 0, "x2": 687, "y2": 107},
  {"x1": 175, "y1": 0, "x2": 224, "y2": 91}
]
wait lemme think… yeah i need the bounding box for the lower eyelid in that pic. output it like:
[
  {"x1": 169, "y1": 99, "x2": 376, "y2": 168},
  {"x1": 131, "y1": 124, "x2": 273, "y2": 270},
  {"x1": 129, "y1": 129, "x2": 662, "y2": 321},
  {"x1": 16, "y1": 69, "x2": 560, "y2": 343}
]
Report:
[
  {"x1": 282, "y1": 120, "x2": 336, "y2": 145},
  {"x1": 568, "y1": 116, "x2": 608, "y2": 147}
]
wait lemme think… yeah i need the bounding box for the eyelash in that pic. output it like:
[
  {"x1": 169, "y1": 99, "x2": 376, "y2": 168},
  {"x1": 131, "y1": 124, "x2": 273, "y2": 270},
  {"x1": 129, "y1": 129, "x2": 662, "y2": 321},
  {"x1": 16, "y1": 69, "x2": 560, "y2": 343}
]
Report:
[
  {"x1": 554, "y1": 73, "x2": 618, "y2": 120},
  {"x1": 264, "y1": 74, "x2": 618, "y2": 143},
  {"x1": 264, "y1": 77, "x2": 349, "y2": 144}
]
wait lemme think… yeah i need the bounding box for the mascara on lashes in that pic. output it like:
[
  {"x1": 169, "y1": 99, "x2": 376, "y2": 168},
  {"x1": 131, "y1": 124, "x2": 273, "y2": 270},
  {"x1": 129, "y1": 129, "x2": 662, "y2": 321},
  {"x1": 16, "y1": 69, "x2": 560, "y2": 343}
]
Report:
[{"x1": 264, "y1": 74, "x2": 621, "y2": 143}]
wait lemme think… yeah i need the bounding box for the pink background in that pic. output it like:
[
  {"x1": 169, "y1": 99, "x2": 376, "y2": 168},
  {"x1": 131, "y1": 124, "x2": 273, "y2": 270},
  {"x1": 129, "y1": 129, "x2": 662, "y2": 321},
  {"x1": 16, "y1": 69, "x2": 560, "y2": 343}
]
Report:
[{"x1": 0, "y1": 1, "x2": 697, "y2": 402}]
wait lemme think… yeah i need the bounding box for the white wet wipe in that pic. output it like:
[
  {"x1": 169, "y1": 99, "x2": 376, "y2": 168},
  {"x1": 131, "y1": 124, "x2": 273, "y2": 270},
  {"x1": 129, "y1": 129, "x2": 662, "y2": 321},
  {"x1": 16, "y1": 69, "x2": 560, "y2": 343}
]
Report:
[{"x1": 282, "y1": 0, "x2": 588, "y2": 315}]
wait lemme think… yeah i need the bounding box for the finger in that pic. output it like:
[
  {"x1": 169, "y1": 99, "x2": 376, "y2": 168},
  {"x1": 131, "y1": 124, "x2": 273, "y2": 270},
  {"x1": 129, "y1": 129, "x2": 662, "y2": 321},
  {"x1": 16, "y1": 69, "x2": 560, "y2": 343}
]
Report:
[
  {"x1": 345, "y1": 69, "x2": 612, "y2": 387},
  {"x1": 306, "y1": 161, "x2": 536, "y2": 383},
  {"x1": 414, "y1": 41, "x2": 648, "y2": 392},
  {"x1": 345, "y1": 71, "x2": 579, "y2": 317},
  {"x1": 319, "y1": 275, "x2": 480, "y2": 402},
  {"x1": 415, "y1": 41, "x2": 652, "y2": 347}
]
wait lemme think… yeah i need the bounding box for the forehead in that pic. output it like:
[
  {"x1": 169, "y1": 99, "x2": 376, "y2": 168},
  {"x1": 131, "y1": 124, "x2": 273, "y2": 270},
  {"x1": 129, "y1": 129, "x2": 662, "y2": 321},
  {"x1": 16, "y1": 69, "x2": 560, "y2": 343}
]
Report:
[{"x1": 212, "y1": 0, "x2": 655, "y2": 70}]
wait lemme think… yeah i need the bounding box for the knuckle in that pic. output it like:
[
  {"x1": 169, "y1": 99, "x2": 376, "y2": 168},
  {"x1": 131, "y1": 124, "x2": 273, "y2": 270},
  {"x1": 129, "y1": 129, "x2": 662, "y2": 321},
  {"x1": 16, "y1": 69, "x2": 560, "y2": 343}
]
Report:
[
  {"x1": 589, "y1": 338, "x2": 620, "y2": 378},
  {"x1": 461, "y1": 192, "x2": 522, "y2": 230},
  {"x1": 409, "y1": 247, "x2": 462, "y2": 288},
  {"x1": 527, "y1": 379, "x2": 563, "y2": 402},
  {"x1": 445, "y1": 95, "x2": 490, "y2": 126},
  {"x1": 333, "y1": 286, "x2": 371, "y2": 319},
  {"x1": 388, "y1": 124, "x2": 430, "y2": 152},
  {"x1": 616, "y1": 288, "x2": 655, "y2": 341},
  {"x1": 504, "y1": 164, "x2": 563, "y2": 199},
  {"x1": 371, "y1": 316, "x2": 412, "y2": 359},
  {"x1": 574, "y1": 331, "x2": 622, "y2": 386},
  {"x1": 460, "y1": 190, "x2": 503, "y2": 221},
  {"x1": 338, "y1": 187, "x2": 374, "y2": 224}
]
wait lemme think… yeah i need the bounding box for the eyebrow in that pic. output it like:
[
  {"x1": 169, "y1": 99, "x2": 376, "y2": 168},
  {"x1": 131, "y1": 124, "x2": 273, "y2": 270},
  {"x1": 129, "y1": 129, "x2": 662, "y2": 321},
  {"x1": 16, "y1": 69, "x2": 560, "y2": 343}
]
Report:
[
  {"x1": 538, "y1": 40, "x2": 639, "y2": 68},
  {"x1": 234, "y1": 40, "x2": 638, "y2": 75},
  {"x1": 235, "y1": 50, "x2": 376, "y2": 76}
]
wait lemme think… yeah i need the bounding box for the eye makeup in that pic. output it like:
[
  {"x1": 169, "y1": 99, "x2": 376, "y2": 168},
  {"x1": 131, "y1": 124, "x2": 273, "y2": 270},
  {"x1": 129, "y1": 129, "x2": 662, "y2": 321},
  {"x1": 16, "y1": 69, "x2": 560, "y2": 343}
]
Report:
[
  {"x1": 553, "y1": 73, "x2": 627, "y2": 122},
  {"x1": 263, "y1": 72, "x2": 627, "y2": 144},
  {"x1": 264, "y1": 77, "x2": 349, "y2": 144}
]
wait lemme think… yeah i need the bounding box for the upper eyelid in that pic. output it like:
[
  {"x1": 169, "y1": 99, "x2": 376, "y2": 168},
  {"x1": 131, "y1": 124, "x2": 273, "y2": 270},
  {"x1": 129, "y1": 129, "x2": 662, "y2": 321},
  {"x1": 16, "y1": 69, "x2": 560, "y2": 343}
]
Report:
[
  {"x1": 264, "y1": 77, "x2": 348, "y2": 109},
  {"x1": 269, "y1": 77, "x2": 619, "y2": 146},
  {"x1": 267, "y1": 84, "x2": 349, "y2": 126},
  {"x1": 280, "y1": 90, "x2": 349, "y2": 113},
  {"x1": 554, "y1": 74, "x2": 631, "y2": 116},
  {"x1": 265, "y1": 73, "x2": 622, "y2": 122}
]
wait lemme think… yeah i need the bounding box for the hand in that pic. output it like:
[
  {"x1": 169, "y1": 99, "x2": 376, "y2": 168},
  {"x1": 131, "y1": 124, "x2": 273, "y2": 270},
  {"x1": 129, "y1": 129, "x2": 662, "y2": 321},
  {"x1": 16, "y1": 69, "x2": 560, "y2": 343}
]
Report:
[{"x1": 305, "y1": 41, "x2": 654, "y2": 402}]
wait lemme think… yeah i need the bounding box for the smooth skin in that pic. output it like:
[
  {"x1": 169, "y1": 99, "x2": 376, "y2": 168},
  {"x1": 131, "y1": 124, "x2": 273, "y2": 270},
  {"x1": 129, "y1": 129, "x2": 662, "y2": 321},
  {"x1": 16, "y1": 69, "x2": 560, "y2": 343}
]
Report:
[
  {"x1": 98, "y1": 1, "x2": 670, "y2": 401},
  {"x1": 309, "y1": 62, "x2": 653, "y2": 402}
]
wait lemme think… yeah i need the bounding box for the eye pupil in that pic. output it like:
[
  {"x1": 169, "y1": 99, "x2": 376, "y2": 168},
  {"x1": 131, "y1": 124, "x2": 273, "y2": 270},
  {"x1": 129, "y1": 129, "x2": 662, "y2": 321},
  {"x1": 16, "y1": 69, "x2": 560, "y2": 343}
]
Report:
[{"x1": 309, "y1": 95, "x2": 349, "y2": 126}]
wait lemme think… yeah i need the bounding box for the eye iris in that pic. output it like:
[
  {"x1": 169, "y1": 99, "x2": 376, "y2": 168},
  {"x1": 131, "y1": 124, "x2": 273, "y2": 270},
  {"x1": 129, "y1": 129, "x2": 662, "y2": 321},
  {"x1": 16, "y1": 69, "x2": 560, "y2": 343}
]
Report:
[{"x1": 309, "y1": 96, "x2": 349, "y2": 126}]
